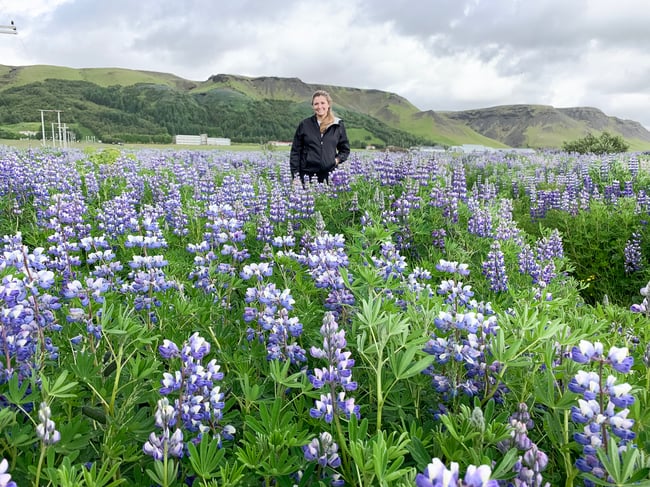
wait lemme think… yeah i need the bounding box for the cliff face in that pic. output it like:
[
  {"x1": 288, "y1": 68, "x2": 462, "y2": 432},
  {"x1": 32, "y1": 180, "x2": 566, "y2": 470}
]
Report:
[
  {"x1": 558, "y1": 107, "x2": 650, "y2": 140},
  {"x1": 441, "y1": 105, "x2": 650, "y2": 148}
]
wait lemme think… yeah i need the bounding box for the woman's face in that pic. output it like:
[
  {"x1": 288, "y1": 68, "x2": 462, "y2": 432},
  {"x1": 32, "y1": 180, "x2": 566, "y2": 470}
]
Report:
[{"x1": 312, "y1": 95, "x2": 330, "y2": 119}]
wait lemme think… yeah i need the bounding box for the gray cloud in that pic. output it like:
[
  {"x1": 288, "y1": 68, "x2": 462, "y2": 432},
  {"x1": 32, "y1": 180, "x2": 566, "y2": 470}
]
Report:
[{"x1": 2, "y1": 0, "x2": 650, "y2": 128}]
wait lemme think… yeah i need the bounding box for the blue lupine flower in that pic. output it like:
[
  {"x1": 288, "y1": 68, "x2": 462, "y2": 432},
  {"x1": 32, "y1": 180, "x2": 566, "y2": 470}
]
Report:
[
  {"x1": 568, "y1": 341, "x2": 636, "y2": 484},
  {"x1": 0, "y1": 458, "x2": 17, "y2": 487},
  {"x1": 309, "y1": 312, "x2": 360, "y2": 423},
  {"x1": 415, "y1": 458, "x2": 498, "y2": 487},
  {"x1": 482, "y1": 241, "x2": 508, "y2": 293},
  {"x1": 156, "y1": 334, "x2": 234, "y2": 448},
  {"x1": 303, "y1": 432, "x2": 341, "y2": 468},
  {"x1": 436, "y1": 259, "x2": 470, "y2": 276},
  {"x1": 143, "y1": 397, "x2": 184, "y2": 461},
  {"x1": 623, "y1": 232, "x2": 643, "y2": 274}
]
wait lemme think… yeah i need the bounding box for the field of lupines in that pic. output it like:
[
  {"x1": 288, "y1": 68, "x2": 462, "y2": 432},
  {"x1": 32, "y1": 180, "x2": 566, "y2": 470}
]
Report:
[{"x1": 1, "y1": 144, "x2": 650, "y2": 487}]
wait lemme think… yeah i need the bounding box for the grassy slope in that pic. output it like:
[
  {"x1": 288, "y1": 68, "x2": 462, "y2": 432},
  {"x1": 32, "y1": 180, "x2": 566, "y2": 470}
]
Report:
[
  {"x1": 3, "y1": 65, "x2": 649, "y2": 150},
  {"x1": 197, "y1": 75, "x2": 502, "y2": 146},
  {"x1": 0, "y1": 65, "x2": 194, "y2": 89}
]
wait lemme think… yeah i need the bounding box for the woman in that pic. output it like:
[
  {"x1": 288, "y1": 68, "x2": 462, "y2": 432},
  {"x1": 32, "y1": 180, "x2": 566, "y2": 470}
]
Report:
[{"x1": 290, "y1": 90, "x2": 350, "y2": 184}]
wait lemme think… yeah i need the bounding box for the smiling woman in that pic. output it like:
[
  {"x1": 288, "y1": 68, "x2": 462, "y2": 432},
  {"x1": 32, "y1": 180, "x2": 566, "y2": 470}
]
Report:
[{"x1": 289, "y1": 89, "x2": 351, "y2": 185}]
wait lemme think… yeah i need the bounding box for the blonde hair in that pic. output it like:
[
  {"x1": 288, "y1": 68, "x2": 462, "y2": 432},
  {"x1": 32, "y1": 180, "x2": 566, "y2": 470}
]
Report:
[{"x1": 312, "y1": 90, "x2": 335, "y2": 134}]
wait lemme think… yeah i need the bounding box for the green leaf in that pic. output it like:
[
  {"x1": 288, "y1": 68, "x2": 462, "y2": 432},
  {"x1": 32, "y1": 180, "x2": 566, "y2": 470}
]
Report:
[
  {"x1": 0, "y1": 407, "x2": 17, "y2": 430},
  {"x1": 41, "y1": 370, "x2": 78, "y2": 399},
  {"x1": 5, "y1": 373, "x2": 36, "y2": 405},
  {"x1": 187, "y1": 435, "x2": 225, "y2": 480},
  {"x1": 490, "y1": 448, "x2": 519, "y2": 479},
  {"x1": 407, "y1": 436, "x2": 434, "y2": 471}
]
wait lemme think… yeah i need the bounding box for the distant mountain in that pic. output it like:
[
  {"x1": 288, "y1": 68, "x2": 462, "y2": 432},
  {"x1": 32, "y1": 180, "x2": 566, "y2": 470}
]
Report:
[
  {"x1": 1, "y1": 64, "x2": 649, "y2": 150},
  {"x1": 442, "y1": 104, "x2": 650, "y2": 150}
]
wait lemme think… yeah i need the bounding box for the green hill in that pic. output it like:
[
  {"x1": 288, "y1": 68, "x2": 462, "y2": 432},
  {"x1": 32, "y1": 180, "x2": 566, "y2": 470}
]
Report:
[{"x1": 1, "y1": 64, "x2": 649, "y2": 150}]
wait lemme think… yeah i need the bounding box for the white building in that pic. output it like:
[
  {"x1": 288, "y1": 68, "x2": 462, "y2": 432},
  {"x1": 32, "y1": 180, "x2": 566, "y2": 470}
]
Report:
[{"x1": 173, "y1": 134, "x2": 231, "y2": 146}]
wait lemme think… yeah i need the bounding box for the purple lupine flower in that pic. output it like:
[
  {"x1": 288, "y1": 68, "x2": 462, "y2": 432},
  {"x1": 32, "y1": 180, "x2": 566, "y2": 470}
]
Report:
[
  {"x1": 569, "y1": 341, "x2": 636, "y2": 484},
  {"x1": 156, "y1": 334, "x2": 234, "y2": 447},
  {"x1": 608, "y1": 347, "x2": 633, "y2": 373},
  {"x1": 295, "y1": 231, "x2": 354, "y2": 317},
  {"x1": 425, "y1": 265, "x2": 505, "y2": 405},
  {"x1": 570, "y1": 340, "x2": 604, "y2": 364},
  {"x1": 0, "y1": 458, "x2": 17, "y2": 487},
  {"x1": 437, "y1": 279, "x2": 474, "y2": 309},
  {"x1": 467, "y1": 198, "x2": 493, "y2": 238},
  {"x1": 436, "y1": 259, "x2": 470, "y2": 276},
  {"x1": 309, "y1": 312, "x2": 360, "y2": 423},
  {"x1": 243, "y1": 278, "x2": 305, "y2": 363},
  {"x1": 159, "y1": 339, "x2": 180, "y2": 359},
  {"x1": 143, "y1": 397, "x2": 184, "y2": 461},
  {"x1": 482, "y1": 241, "x2": 508, "y2": 293},
  {"x1": 569, "y1": 340, "x2": 633, "y2": 374},
  {"x1": 371, "y1": 241, "x2": 408, "y2": 280},
  {"x1": 631, "y1": 282, "x2": 650, "y2": 315},
  {"x1": 303, "y1": 432, "x2": 341, "y2": 468},
  {"x1": 415, "y1": 458, "x2": 498, "y2": 487},
  {"x1": 624, "y1": 232, "x2": 643, "y2": 274},
  {"x1": 497, "y1": 404, "x2": 551, "y2": 487},
  {"x1": 432, "y1": 228, "x2": 447, "y2": 250}
]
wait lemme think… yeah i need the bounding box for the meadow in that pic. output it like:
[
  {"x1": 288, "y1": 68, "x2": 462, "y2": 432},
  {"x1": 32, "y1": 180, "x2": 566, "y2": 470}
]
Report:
[{"x1": 1, "y1": 145, "x2": 650, "y2": 487}]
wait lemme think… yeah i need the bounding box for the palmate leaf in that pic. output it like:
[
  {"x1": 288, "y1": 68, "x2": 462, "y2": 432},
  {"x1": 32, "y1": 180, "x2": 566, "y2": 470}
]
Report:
[
  {"x1": 582, "y1": 438, "x2": 650, "y2": 486},
  {"x1": 388, "y1": 342, "x2": 436, "y2": 380},
  {"x1": 5, "y1": 373, "x2": 37, "y2": 405},
  {"x1": 146, "y1": 459, "x2": 178, "y2": 487},
  {"x1": 82, "y1": 460, "x2": 126, "y2": 487},
  {"x1": 187, "y1": 435, "x2": 226, "y2": 480},
  {"x1": 41, "y1": 370, "x2": 78, "y2": 399}
]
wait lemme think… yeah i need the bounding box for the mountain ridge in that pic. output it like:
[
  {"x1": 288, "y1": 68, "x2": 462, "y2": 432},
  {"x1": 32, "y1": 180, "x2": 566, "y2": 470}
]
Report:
[{"x1": 2, "y1": 64, "x2": 649, "y2": 150}]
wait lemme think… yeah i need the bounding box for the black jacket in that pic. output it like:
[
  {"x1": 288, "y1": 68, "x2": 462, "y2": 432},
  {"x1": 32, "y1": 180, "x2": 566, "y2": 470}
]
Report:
[{"x1": 290, "y1": 115, "x2": 350, "y2": 177}]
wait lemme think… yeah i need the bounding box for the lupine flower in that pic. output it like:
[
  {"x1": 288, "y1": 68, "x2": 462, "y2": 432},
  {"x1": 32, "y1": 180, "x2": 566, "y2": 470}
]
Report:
[
  {"x1": 631, "y1": 282, "x2": 650, "y2": 316},
  {"x1": 309, "y1": 312, "x2": 360, "y2": 423},
  {"x1": 0, "y1": 458, "x2": 17, "y2": 487},
  {"x1": 415, "y1": 458, "x2": 498, "y2": 487},
  {"x1": 303, "y1": 432, "x2": 341, "y2": 468},
  {"x1": 156, "y1": 333, "x2": 235, "y2": 448},
  {"x1": 568, "y1": 341, "x2": 636, "y2": 485},
  {"x1": 432, "y1": 228, "x2": 447, "y2": 250},
  {"x1": 303, "y1": 432, "x2": 344, "y2": 486},
  {"x1": 436, "y1": 259, "x2": 470, "y2": 276},
  {"x1": 425, "y1": 263, "x2": 505, "y2": 406},
  {"x1": 482, "y1": 241, "x2": 508, "y2": 293},
  {"x1": 143, "y1": 397, "x2": 184, "y2": 461},
  {"x1": 36, "y1": 402, "x2": 61, "y2": 445},
  {"x1": 497, "y1": 404, "x2": 550, "y2": 487},
  {"x1": 242, "y1": 271, "x2": 306, "y2": 364},
  {"x1": 570, "y1": 340, "x2": 633, "y2": 373},
  {"x1": 467, "y1": 198, "x2": 493, "y2": 237},
  {"x1": 371, "y1": 241, "x2": 408, "y2": 280},
  {"x1": 295, "y1": 231, "x2": 354, "y2": 317},
  {"x1": 623, "y1": 232, "x2": 643, "y2": 274}
]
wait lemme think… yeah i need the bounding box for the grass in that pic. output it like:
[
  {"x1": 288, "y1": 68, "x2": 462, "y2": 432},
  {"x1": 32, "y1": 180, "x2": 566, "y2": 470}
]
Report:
[
  {"x1": 0, "y1": 64, "x2": 192, "y2": 89},
  {"x1": 0, "y1": 139, "x2": 281, "y2": 152}
]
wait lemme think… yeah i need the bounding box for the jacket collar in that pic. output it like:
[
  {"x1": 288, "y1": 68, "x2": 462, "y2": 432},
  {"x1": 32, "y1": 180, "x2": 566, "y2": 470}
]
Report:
[{"x1": 312, "y1": 115, "x2": 341, "y2": 126}]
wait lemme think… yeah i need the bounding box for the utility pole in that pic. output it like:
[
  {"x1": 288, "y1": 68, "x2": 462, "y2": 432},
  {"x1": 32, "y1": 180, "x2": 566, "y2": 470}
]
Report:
[
  {"x1": 40, "y1": 109, "x2": 66, "y2": 147},
  {"x1": 0, "y1": 20, "x2": 17, "y2": 35}
]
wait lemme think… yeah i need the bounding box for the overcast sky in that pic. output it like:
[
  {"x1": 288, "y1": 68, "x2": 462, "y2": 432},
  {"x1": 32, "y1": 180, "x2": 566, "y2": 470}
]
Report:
[{"x1": 2, "y1": 0, "x2": 650, "y2": 128}]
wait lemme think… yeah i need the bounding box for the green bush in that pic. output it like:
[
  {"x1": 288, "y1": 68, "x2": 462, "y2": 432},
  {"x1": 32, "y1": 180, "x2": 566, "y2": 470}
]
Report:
[{"x1": 562, "y1": 131, "x2": 630, "y2": 154}]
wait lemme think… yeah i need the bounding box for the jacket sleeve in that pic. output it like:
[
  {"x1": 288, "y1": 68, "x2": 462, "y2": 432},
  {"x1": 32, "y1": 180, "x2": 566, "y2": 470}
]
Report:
[
  {"x1": 336, "y1": 121, "x2": 351, "y2": 163},
  {"x1": 289, "y1": 122, "x2": 303, "y2": 177}
]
